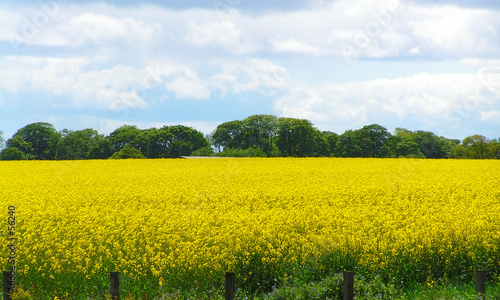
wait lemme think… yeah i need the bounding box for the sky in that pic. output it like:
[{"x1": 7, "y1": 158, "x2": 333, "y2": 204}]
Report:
[{"x1": 1, "y1": 0, "x2": 499, "y2": 142}]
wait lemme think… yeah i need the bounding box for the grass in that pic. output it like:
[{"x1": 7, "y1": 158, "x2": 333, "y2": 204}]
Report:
[{"x1": 7, "y1": 273, "x2": 500, "y2": 299}]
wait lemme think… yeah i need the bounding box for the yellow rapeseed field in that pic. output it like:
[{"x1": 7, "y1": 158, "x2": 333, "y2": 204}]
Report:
[{"x1": 1, "y1": 158, "x2": 499, "y2": 297}]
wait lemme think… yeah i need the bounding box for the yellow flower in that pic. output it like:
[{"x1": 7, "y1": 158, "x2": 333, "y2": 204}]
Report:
[{"x1": 0, "y1": 158, "x2": 498, "y2": 292}]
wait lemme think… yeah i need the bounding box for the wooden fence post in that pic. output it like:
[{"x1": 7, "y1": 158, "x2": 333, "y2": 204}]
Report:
[
  {"x1": 225, "y1": 272, "x2": 236, "y2": 300},
  {"x1": 110, "y1": 272, "x2": 120, "y2": 300},
  {"x1": 343, "y1": 271, "x2": 354, "y2": 300},
  {"x1": 3, "y1": 271, "x2": 13, "y2": 300},
  {"x1": 475, "y1": 270, "x2": 486, "y2": 299}
]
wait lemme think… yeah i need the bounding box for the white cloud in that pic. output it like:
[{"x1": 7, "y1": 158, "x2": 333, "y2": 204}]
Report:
[
  {"x1": 477, "y1": 66, "x2": 500, "y2": 97},
  {"x1": 0, "y1": 56, "x2": 215, "y2": 109},
  {"x1": 2, "y1": 1, "x2": 499, "y2": 60},
  {"x1": 480, "y1": 111, "x2": 500, "y2": 123},
  {"x1": 406, "y1": 4, "x2": 499, "y2": 57},
  {"x1": 185, "y1": 20, "x2": 260, "y2": 54},
  {"x1": 65, "y1": 13, "x2": 161, "y2": 46},
  {"x1": 270, "y1": 38, "x2": 325, "y2": 55},
  {"x1": 1, "y1": 1, "x2": 500, "y2": 140},
  {"x1": 275, "y1": 72, "x2": 495, "y2": 134},
  {"x1": 210, "y1": 58, "x2": 289, "y2": 95},
  {"x1": 166, "y1": 77, "x2": 210, "y2": 100}
]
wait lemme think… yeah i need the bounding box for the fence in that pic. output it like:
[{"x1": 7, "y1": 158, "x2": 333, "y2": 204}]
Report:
[{"x1": 1, "y1": 269, "x2": 490, "y2": 300}]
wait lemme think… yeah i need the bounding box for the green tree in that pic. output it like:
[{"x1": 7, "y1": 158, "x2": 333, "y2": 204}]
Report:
[
  {"x1": 411, "y1": 130, "x2": 454, "y2": 159},
  {"x1": 357, "y1": 124, "x2": 391, "y2": 157},
  {"x1": 135, "y1": 127, "x2": 172, "y2": 158},
  {"x1": 55, "y1": 129, "x2": 102, "y2": 160},
  {"x1": 336, "y1": 130, "x2": 363, "y2": 157},
  {"x1": 107, "y1": 125, "x2": 143, "y2": 153},
  {"x1": 0, "y1": 147, "x2": 28, "y2": 160},
  {"x1": 86, "y1": 136, "x2": 113, "y2": 159},
  {"x1": 325, "y1": 132, "x2": 339, "y2": 156},
  {"x1": 490, "y1": 139, "x2": 500, "y2": 159},
  {"x1": 388, "y1": 128, "x2": 425, "y2": 158},
  {"x1": 241, "y1": 114, "x2": 278, "y2": 156},
  {"x1": 460, "y1": 135, "x2": 491, "y2": 159},
  {"x1": 276, "y1": 118, "x2": 318, "y2": 157},
  {"x1": 313, "y1": 131, "x2": 330, "y2": 157},
  {"x1": 5, "y1": 122, "x2": 61, "y2": 160},
  {"x1": 109, "y1": 144, "x2": 145, "y2": 159},
  {"x1": 167, "y1": 125, "x2": 210, "y2": 158},
  {"x1": 211, "y1": 120, "x2": 245, "y2": 152}
]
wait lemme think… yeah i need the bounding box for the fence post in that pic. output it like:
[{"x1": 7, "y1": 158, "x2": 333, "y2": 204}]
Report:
[
  {"x1": 225, "y1": 272, "x2": 236, "y2": 300},
  {"x1": 3, "y1": 271, "x2": 13, "y2": 300},
  {"x1": 343, "y1": 271, "x2": 354, "y2": 300},
  {"x1": 475, "y1": 270, "x2": 486, "y2": 299},
  {"x1": 110, "y1": 272, "x2": 120, "y2": 300}
]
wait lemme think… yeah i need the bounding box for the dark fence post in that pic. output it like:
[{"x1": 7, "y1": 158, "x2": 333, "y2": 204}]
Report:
[
  {"x1": 3, "y1": 271, "x2": 13, "y2": 300},
  {"x1": 343, "y1": 271, "x2": 354, "y2": 300},
  {"x1": 475, "y1": 270, "x2": 486, "y2": 299},
  {"x1": 110, "y1": 272, "x2": 120, "y2": 300},
  {"x1": 225, "y1": 272, "x2": 236, "y2": 300}
]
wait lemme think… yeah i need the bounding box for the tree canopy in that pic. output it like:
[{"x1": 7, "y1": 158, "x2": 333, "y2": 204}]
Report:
[{"x1": 0, "y1": 116, "x2": 498, "y2": 160}]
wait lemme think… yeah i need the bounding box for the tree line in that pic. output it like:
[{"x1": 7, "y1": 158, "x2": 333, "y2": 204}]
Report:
[{"x1": 0, "y1": 115, "x2": 499, "y2": 160}]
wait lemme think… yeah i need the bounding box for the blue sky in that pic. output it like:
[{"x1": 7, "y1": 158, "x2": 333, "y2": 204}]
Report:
[{"x1": 1, "y1": 0, "x2": 499, "y2": 142}]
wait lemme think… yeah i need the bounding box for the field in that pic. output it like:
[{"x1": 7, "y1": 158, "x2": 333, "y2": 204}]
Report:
[{"x1": 1, "y1": 158, "x2": 500, "y2": 299}]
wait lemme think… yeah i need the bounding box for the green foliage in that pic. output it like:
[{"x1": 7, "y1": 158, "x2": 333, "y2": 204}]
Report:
[
  {"x1": 5, "y1": 122, "x2": 61, "y2": 160},
  {"x1": 454, "y1": 135, "x2": 499, "y2": 159},
  {"x1": 276, "y1": 118, "x2": 320, "y2": 157},
  {"x1": 1, "y1": 117, "x2": 498, "y2": 160},
  {"x1": 357, "y1": 124, "x2": 391, "y2": 158},
  {"x1": 0, "y1": 147, "x2": 29, "y2": 160},
  {"x1": 107, "y1": 125, "x2": 209, "y2": 158},
  {"x1": 10, "y1": 286, "x2": 36, "y2": 300},
  {"x1": 86, "y1": 136, "x2": 113, "y2": 159},
  {"x1": 55, "y1": 128, "x2": 103, "y2": 160},
  {"x1": 336, "y1": 129, "x2": 363, "y2": 157},
  {"x1": 242, "y1": 114, "x2": 278, "y2": 156},
  {"x1": 190, "y1": 146, "x2": 215, "y2": 156},
  {"x1": 107, "y1": 125, "x2": 143, "y2": 153},
  {"x1": 109, "y1": 145, "x2": 145, "y2": 159},
  {"x1": 211, "y1": 120, "x2": 245, "y2": 151},
  {"x1": 389, "y1": 130, "x2": 425, "y2": 158},
  {"x1": 325, "y1": 132, "x2": 339, "y2": 156},
  {"x1": 212, "y1": 115, "x2": 278, "y2": 156},
  {"x1": 265, "y1": 274, "x2": 344, "y2": 300}
]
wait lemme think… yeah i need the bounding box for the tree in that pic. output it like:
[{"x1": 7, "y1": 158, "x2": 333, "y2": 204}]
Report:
[
  {"x1": 135, "y1": 127, "x2": 173, "y2": 158},
  {"x1": 388, "y1": 128, "x2": 425, "y2": 158},
  {"x1": 0, "y1": 147, "x2": 28, "y2": 160},
  {"x1": 86, "y1": 136, "x2": 113, "y2": 159},
  {"x1": 55, "y1": 129, "x2": 102, "y2": 160},
  {"x1": 107, "y1": 125, "x2": 143, "y2": 153},
  {"x1": 167, "y1": 125, "x2": 210, "y2": 158},
  {"x1": 490, "y1": 140, "x2": 500, "y2": 159},
  {"x1": 357, "y1": 124, "x2": 391, "y2": 157},
  {"x1": 5, "y1": 122, "x2": 61, "y2": 160},
  {"x1": 325, "y1": 132, "x2": 339, "y2": 156},
  {"x1": 336, "y1": 130, "x2": 362, "y2": 157},
  {"x1": 109, "y1": 144, "x2": 145, "y2": 159},
  {"x1": 276, "y1": 118, "x2": 318, "y2": 157},
  {"x1": 241, "y1": 115, "x2": 278, "y2": 156},
  {"x1": 411, "y1": 131, "x2": 454, "y2": 159},
  {"x1": 460, "y1": 135, "x2": 491, "y2": 159},
  {"x1": 211, "y1": 120, "x2": 245, "y2": 152}
]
